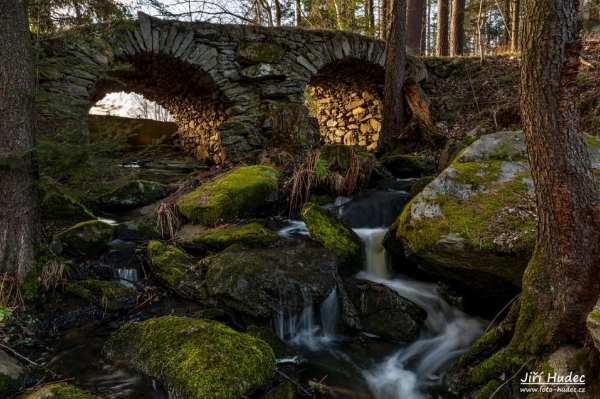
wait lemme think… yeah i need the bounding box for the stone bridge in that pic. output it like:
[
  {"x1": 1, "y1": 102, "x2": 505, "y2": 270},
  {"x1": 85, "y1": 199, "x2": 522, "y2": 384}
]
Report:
[{"x1": 41, "y1": 13, "x2": 386, "y2": 164}]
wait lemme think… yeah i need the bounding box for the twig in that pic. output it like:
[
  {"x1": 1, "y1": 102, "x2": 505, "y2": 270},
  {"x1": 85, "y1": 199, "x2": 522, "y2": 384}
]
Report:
[
  {"x1": 127, "y1": 293, "x2": 157, "y2": 314},
  {"x1": 272, "y1": 368, "x2": 311, "y2": 396},
  {"x1": 0, "y1": 343, "x2": 63, "y2": 378},
  {"x1": 484, "y1": 293, "x2": 521, "y2": 334},
  {"x1": 488, "y1": 359, "x2": 532, "y2": 399}
]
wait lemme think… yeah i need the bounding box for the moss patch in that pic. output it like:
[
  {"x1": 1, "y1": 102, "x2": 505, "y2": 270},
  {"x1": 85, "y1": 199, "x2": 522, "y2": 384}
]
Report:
[
  {"x1": 65, "y1": 279, "x2": 136, "y2": 311},
  {"x1": 301, "y1": 202, "x2": 363, "y2": 275},
  {"x1": 177, "y1": 166, "x2": 279, "y2": 226},
  {"x1": 57, "y1": 220, "x2": 113, "y2": 254},
  {"x1": 236, "y1": 42, "x2": 285, "y2": 63},
  {"x1": 24, "y1": 383, "x2": 96, "y2": 399},
  {"x1": 41, "y1": 191, "x2": 95, "y2": 221},
  {"x1": 104, "y1": 316, "x2": 275, "y2": 399},
  {"x1": 186, "y1": 223, "x2": 278, "y2": 252}
]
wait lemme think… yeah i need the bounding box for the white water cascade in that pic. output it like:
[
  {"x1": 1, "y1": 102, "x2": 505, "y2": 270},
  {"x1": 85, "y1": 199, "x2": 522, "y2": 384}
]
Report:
[{"x1": 357, "y1": 227, "x2": 486, "y2": 398}]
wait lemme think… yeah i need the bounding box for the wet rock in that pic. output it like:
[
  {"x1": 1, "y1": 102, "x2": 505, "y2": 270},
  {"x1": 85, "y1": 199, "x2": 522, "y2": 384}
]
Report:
[
  {"x1": 0, "y1": 350, "x2": 25, "y2": 398},
  {"x1": 95, "y1": 180, "x2": 166, "y2": 212},
  {"x1": 247, "y1": 325, "x2": 297, "y2": 359},
  {"x1": 205, "y1": 246, "x2": 338, "y2": 318},
  {"x1": 57, "y1": 220, "x2": 113, "y2": 254},
  {"x1": 342, "y1": 278, "x2": 427, "y2": 342},
  {"x1": 301, "y1": 202, "x2": 363, "y2": 275},
  {"x1": 385, "y1": 132, "x2": 600, "y2": 316},
  {"x1": 177, "y1": 165, "x2": 279, "y2": 226},
  {"x1": 22, "y1": 383, "x2": 97, "y2": 399},
  {"x1": 380, "y1": 153, "x2": 435, "y2": 178},
  {"x1": 41, "y1": 191, "x2": 95, "y2": 221},
  {"x1": 104, "y1": 316, "x2": 275, "y2": 399},
  {"x1": 236, "y1": 42, "x2": 285, "y2": 63},
  {"x1": 177, "y1": 222, "x2": 278, "y2": 252},
  {"x1": 146, "y1": 241, "x2": 205, "y2": 300},
  {"x1": 65, "y1": 279, "x2": 137, "y2": 311},
  {"x1": 114, "y1": 214, "x2": 166, "y2": 240}
]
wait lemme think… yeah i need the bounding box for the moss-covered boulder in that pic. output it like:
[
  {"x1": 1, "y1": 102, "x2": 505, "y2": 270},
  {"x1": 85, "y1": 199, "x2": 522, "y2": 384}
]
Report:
[
  {"x1": 301, "y1": 202, "x2": 363, "y2": 275},
  {"x1": 177, "y1": 166, "x2": 279, "y2": 226},
  {"x1": 65, "y1": 280, "x2": 137, "y2": 311},
  {"x1": 95, "y1": 180, "x2": 166, "y2": 212},
  {"x1": 178, "y1": 223, "x2": 278, "y2": 252},
  {"x1": 587, "y1": 299, "x2": 600, "y2": 353},
  {"x1": 380, "y1": 153, "x2": 436, "y2": 178},
  {"x1": 246, "y1": 326, "x2": 297, "y2": 359},
  {"x1": 342, "y1": 278, "x2": 427, "y2": 342},
  {"x1": 22, "y1": 383, "x2": 96, "y2": 399},
  {"x1": 57, "y1": 220, "x2": 113, "y2": 254},
  {"x1": 115, "y1": 214, "x2": 166, "y2": 240},
  {"x1": 104, "y1": 316, "x2": 275, "y2": 399},
  {"x1": 146, "y1": 241, "x2": 204, "y2": 300},
  {"x1": 41, "y1": 191, "x2": 95, "y2": 221},
  {"x1": 205, "y1": 246, "x2": 338, "y2": 318},
  {"x1": 0, "y1": 350, "x2": 25, "y2": 398},
  {"x1": 385, "y1": 131, "x2": 600, "y2": 315}
]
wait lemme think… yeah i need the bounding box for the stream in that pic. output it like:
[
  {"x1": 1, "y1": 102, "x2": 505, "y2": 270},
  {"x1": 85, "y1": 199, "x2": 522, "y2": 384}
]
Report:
[{"x1": 33, "y1": 189, "x2": 485, "y2": 399}]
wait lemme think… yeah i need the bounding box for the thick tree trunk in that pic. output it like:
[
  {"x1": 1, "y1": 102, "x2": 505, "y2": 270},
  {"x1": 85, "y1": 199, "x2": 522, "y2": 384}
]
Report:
[
  {"x1": 513, "y1": 0, "x2": 600, "y2": 353},
  {"x1": 436, "y1": 0, "x2": 449, "y2": 55},
  {"x1": 366, "y1": 0, "x2": 375, "y2": 33},
  {"x1": 380, "y1": 0, "x2": 388, "y2": 39},
  {"x1": 449, "y1": 0, "x2": 465, "y2": 55},
  {"x1": 274, "y1": 0, "x2": 282, "y2": 26},
  {"x1": 511, "y1": 0, "x2": 520, "y2": 52},
  {"x1": 380, "y1": 0, "x2": 406, "y2": 151},
  {"x1": 406, "y1": 0, "x2": 425, "y2": 55},
  {"x1": 0, "y1": 0, "x2": 38, "y2": 282}
]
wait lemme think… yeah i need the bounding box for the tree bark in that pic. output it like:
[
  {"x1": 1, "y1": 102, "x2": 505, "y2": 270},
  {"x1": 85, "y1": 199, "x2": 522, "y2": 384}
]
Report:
[
  {"x1": 0, "y1": 0, "x2": 38, "y2": 282},
  {"x1": 380, "y1": 0, "x2": 388, "y2": 39},
  {"x1": 436, "y1": 0, "x2": 449, "y2": 55},
  {"x1": 380, "y1": 0, "x2": 406, "y2": 151},
  {"x1": 511, "y1": 0, "x2": 520, "y2": 52},
  {"x1": 513, "y1": 0, "x2": 600, "y2": 353},
  {"x1": 274, "y1": 0, "x2": 282, "y2": 26},
  {"x1": 449, "y1": 0, "x2": 465, "y2": 55},
  {"x1": 406, "y1": 0, "x2": 425, "y2": 55},
  {"x1": 294, "y1": 0, "x2": 301, "y2": 26}
]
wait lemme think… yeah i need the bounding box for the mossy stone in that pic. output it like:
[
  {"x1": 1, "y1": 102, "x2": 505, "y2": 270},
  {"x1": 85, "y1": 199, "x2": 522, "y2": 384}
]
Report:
[
  {"x1": 65, "y1": 279, "x2": 137, "y2": 311},
  {"x1": 301, "y1": 202, "x2": 363, "y2": 275},
  {"x1": 0, "y1": 350, "x2": 25, "y2": 398},
  {"x1": 246, "y1": 326, "x2": 297, "y2": 359},
  {"x1": 104, "y1": 316, "x2": 275, "y2": 399},
  {"x1": 177, "y1": 166, "x2": 279, "y2": 226},
  {"x1": 146, "y1": 241, "x2": 204, "y2": 300},
  {"x1": 95, "y1": 180, "x2": 166, "y2": 212},
  {"x1": 380, "y1": 154, "x2": 436, "y2": 178},
  {"x1": 56, "y1": 220, "x2": 113, "y2": 254},
  {"x1": 586, "y1": 298, "x2": 600, "y2": 353},
  {"x1": 236, "y1": 42, "x2": 285, "y2": 63},
  {"x1": 115, "y1": 214, "x2": 165, "y2": 240},
  {"x1": 41, "y1": 191, "x2": 95, "y2": 221},
  {"x1": 180, "y1": 223, "x2": 278, "y2": 252},
  {"x1": 23, "y1": 383, "x2": 97, "y2": 399},
  {"x1": 264, "y1": 381, "x2": 295, "y2": 399}
]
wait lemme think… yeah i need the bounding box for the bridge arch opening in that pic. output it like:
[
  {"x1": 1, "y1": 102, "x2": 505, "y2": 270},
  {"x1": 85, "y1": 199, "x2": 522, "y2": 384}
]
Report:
[
  {"x1": 90, "y1": 53, "x2": 232, "y2": 164},
  {"x1": 306, "y1": 58, "x2": 384, "y2": 150}
]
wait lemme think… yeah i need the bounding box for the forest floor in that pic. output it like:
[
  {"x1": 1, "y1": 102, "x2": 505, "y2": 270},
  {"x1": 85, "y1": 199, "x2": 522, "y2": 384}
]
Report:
[{"x1": 423, "y1": 33, "x2": 600, "y2": 140}]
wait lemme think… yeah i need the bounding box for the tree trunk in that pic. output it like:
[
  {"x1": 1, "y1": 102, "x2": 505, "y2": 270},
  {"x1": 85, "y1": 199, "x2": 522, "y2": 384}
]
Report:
[
  {"x1": 380, "y1": 0, "x2": 406, "y2": 151},
  {"x1": 406, "y1": 0, "x2": 425, "y2": 55},
  {"x1": 366, "y1": 0, "x2": 375, "y2": 33},
  {"x1": 0, "y1": 0, "x2": 38, "y2": 282},
  {"x1": 274, "y1": 0, "x2": 282, "y2": 26},
  {"x1": 449, "y1": 0, "x2": 465, "y2": 55},
  {"x1": 511, "y1": 0, "x2": 520, "y2": 52},
  {"x1": 294, "y1": 0, "x2": 301, "y2": 26},
  {"x1": 513, "y1": 0, "x2": 600, "y2": 353},
  {"x1": 436, "y1": 0, "x2": 449, "y2": 55},
  {"x1": 380, "y1": 0, "x2": 388, "y2": 39}
]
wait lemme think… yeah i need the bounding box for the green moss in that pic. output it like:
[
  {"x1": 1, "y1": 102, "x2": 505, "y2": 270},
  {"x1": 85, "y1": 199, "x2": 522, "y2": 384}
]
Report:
[
  {"x1": 265, "y1": 381, "x2": 295, "y2": 399},
  {"x1": 237, "y1": 42, "x2": 285, "y2": 63},
  {"x1": 456, "y1": 328, "x2": 502, "y2": 368},
  {"x1": 96, "y1": 180, "x2": 166, "y2": 212},
  {"x1": 21, "y1": 244, "x2": 57, "y2": 302},
  {"x1": 24, "y1": 383, "x2": 96, "y2": 399},
  {"x1": 190, "y1": 223, "x2": 277, "y2": 252},
  {"x1": 104, "y1": 316, "x2": 275, "y2": 399},
  {"x1": 41, "y1": 191, "x2": 95, "y2": 221},
  {"x1": 585, "y1": 133, "x2": 600, "y2": 148},
  {"x1": 57, "y1": 220, "x2": 113, "y2": 254},
  {"x1": 301, "y1": 202, "x2": 363, "y2": 274},
  {"x1": 147, "y1": 241, "x2": 193, "y2": 288},
  {"x1": 66, "y1": 279, "x2": 135, "y2": 311},
  {"x1": 177, "y1": 166, "x2": 279, "y2": 226},
  {"x1": 473, "y1": 380, "x2": 500, "y2": 399},
  {"x1": 468, "y1": 351, "x2": 524, "y2": 384},
  {"x1": 246, "y1": 326, "x2": 297, "y2": 359},
  {"x1": 0, "y1": 374, "x2": 18, "y2": 398}
]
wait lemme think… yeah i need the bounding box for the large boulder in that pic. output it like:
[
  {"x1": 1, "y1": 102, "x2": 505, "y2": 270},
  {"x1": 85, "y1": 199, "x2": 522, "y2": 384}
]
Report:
[
  {"x1": 177, "y1": 222, "x2": 278, "y2": 252},
  {"x1": 57, "y1": 220, "x2": 113, "y2": 254},
  {"x1": 41, "y1": 191, "x2": 95, "y2": 221},
  {"x1": 177, "y1": 166, "x2": 279, "y2": 226},
  {"x1": 342, "y1": 278, "x2": 427, "y2": 342},
  {"x1": 95, "y1": 180, "x2": 166, "y2": 212},
  {"x1": 146, "y1": 241, "x2": 204, "y2": 300},
  {"x1": 65, "y1": 280, "x2": 137, "y2": 311},
  {"x1": 301, "y1": 202, "x2": 363, "y2": 275},
  {"x1": 0, "y1": 350, "x2": 25, "y2": 398},
  {"x1": 205, "y1": 246, "x2": 338, "y2": 318},
  {"x1": 385, "y1": 131, "x2": 600, "y2": 315},
  {"x1": 104, "y1": 316, "x2": 275, "y2": 399},
  {"x1": 114, "y1": 213, "x2": 166, "y2": 240},
  {"x1": 22, "y1": 383, "x2": 97, "y2": 399}
]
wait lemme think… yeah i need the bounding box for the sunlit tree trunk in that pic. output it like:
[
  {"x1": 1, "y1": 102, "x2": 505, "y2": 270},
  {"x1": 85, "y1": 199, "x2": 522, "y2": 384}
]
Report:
[
  {"x1": 380, "y1": 0, "x2": 388, "y2": 39},
  {"x1": 381, "y1": 0, "x2": 406, "y2": 151},
  {"x1": 436, "y1": 0, "x2": 449, "y2": 55},
  {"x1": 512, "y1": 0, "x2": 600, "y2": 353},
  {"x1": 274, "y1": 0, "x2": 281, "y2": 26},
  {"x1": 0, "y1": 0, "x2": 38, "y2": 282},
  {"x1": 406, "y1": 0, "x2": 425, "y2": 55},
  {"x1": 511, "y1": 0, "x2": 520, "y2": 52},
  {"x1": 294, "y1": 0, "x2": 301, "y2": 26},
  {"x1": 449, "y1": 0, "x2": 465, "y2": 55}
]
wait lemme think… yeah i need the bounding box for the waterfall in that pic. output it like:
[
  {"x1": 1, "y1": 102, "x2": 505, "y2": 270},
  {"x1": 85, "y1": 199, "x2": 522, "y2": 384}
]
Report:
[{"x1": 116, "y1": 268, "x2": 140, "y2": 288}]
